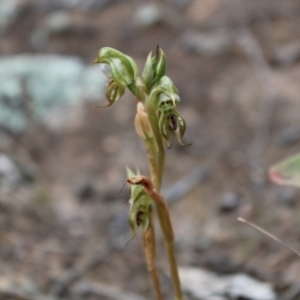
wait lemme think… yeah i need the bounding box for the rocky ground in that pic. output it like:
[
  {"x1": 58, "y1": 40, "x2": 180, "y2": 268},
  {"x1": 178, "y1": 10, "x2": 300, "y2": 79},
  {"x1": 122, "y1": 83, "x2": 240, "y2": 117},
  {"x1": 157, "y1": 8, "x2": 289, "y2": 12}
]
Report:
[{"x1": 1, "y1": 0, "x2": 300, "y2": 299}]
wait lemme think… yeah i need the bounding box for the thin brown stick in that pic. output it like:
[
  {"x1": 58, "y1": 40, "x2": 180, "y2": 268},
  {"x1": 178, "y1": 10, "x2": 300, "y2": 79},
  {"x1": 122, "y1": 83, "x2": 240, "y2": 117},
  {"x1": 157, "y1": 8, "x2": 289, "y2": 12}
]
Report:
[{"x1": 238, "y1": 217, "x2": 300, "y2": 258}]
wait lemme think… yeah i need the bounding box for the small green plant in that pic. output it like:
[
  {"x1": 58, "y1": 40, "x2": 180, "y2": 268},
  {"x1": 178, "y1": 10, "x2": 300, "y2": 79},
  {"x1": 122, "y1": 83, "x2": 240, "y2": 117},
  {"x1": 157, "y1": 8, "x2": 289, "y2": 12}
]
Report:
[
  {"x1": 269, "y1": 152, "x2": 300, "y2": 188},
  {"x1": 94, "y1": 46, "x2": 190, "y2": 300}
]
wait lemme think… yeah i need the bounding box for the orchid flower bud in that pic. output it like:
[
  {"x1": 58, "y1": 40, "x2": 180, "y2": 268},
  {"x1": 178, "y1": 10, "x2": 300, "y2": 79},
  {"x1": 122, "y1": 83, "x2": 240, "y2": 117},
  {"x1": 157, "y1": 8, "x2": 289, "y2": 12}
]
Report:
[
  {"x1": 158, "y1": 109, "x2": 191, "y2": 149},
  {"x1": 134, "y1": 102, "x2": 153, "y2": 139},
  {"x1": 104, "y1": 81, "x2": 125, "y2": 106},
  {"x1": 142, "y1": 45, "x2": 166, "y2": 89},
  {"x1": 129, "y1": 203, "x2": 152, "y2": 239},
  {"x1": 150, "y1": 76, "x2": 180, "y2": 111},
  {"x1": 94, "y1": 47, "x2": 138, "y2": 87},
  {"x1": 126, "y1": 168, "x2": 152, "y2": 241}
]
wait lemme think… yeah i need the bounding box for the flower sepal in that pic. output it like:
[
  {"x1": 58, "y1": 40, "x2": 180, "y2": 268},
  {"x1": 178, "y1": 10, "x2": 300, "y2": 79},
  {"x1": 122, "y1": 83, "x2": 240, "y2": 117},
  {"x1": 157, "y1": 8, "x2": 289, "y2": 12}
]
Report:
[
  {"x1": 150, "y1": 76, "x2": 180, "y2": 111},
  {"x1": 158, "y1": 109, "x2": 192, "y2": 149},
  {"x1": 94, "y1": 47, "x2": 138, "y2": 87},
  {"x1": 142, "y1": 46, "x2": 166, "y2": 89}
]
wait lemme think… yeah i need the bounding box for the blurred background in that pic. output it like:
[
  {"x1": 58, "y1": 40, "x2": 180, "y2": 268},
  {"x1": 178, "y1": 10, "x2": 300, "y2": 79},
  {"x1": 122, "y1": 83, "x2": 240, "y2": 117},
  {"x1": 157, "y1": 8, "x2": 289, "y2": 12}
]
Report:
[{"x1": 1, "y1": 0, "x2": 300, "y2": 299}]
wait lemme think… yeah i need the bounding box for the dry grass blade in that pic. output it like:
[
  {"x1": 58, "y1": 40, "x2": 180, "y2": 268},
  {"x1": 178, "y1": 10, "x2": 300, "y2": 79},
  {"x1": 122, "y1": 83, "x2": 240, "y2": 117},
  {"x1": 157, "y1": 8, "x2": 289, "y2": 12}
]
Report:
[{"x1": 238, "y1": 217, "x2": 300, "y2": 258}]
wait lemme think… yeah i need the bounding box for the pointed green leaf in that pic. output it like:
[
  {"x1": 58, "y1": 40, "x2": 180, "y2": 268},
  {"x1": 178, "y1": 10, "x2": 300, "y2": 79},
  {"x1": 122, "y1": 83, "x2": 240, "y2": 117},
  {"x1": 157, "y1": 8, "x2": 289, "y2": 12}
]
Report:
[{"x1": 269, "y1": 152, "x2": 300, "y2": 188}]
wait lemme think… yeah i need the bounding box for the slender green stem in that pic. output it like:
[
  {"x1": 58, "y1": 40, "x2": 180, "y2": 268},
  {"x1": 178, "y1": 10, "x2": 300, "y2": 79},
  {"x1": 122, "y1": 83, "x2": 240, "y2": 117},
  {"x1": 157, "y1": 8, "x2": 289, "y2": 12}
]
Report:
[
  {"x1": 144, "y1": 136, "x2": 159, "y2": 183},
  {"x1": 166, "y1": 242, "x2": 184, "y2": 300},
  {"x1": 133, "y1": 94, "x2": 165, "y2": 300},
  {"x1": 143, "y1": 104, "x2": 184, "y2": 300},
  {"x1": 144, "y1": 103, "x2": 165, "y2": 188},
  {"x1": 127, "y1": 82, "x2": 137, "y2": 96},
  {"x1": 150, "y1": 190, "x2": 184, "y2": 300}
]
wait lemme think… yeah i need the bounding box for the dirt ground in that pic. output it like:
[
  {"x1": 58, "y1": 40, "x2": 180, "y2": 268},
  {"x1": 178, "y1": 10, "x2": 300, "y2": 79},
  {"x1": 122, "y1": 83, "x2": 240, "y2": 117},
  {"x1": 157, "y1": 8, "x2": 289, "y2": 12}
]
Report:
[{"x1": 1, "y1": 0, "x2": 300, "y2": 299}]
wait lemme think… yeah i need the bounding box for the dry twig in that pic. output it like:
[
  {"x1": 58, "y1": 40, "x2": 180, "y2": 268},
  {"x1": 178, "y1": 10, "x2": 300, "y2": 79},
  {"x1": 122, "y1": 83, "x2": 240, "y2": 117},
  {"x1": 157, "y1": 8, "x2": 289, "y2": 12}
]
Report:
[{"x1": 238, "y1": 217, "x2": 300, "y2": 258}]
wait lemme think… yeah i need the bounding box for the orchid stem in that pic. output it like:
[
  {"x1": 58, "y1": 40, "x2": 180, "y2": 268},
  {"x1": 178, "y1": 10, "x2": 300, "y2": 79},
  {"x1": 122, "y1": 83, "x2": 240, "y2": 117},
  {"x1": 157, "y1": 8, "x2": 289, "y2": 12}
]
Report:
[
  {"x1": 143, "y1": 105, "x2": 184, "y2": 300},
  {"x1": 143, "y1": 211, "x2": 164, "y2": 300}
]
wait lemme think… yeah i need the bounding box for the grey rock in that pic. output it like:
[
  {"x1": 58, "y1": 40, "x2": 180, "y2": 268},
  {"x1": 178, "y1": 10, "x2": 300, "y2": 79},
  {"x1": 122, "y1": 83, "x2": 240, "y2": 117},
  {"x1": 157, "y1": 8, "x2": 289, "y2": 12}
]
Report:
[
  {"x1": 219, "y1": 192, "x2": 240, "y2": 212},
  {"x1": 38, "y1": 0, "x2": 81, "y2": 10},
  {"x1": 166, "y1": 0, "x2": 191, "y2": 9},
  {"x1": 134, "y1": 3, "x2": 187, "y2": 29},
  {"x1": 78, "y1": 0, "x2": 113, "y2": 11},
  {"x1": 0, "y1": 154, "x2": 22, "y2": 191},
  {"x1": 282, "y1": 283, "x2": 300, "y2": 300},
  {"x1": 45, "y1": 11, "x2": 72, "y2": 34},
  {"x1": 275, "y1": 126, "x2": 300, "y2": 146},
  {"x1": 133, "y1": 4, "x2": 164, "y2": 27},
  {"x1": 38, "y1": 0, "x2": 112, "y2": 10},
  {"x1": 0, "y1": 55, "x2": 107, "y2": 132},
  {"x1": 182, "y1": 29, "x2": 233, "y2": 57},
  {"x1": 30, "y1": 28, "x2": 50, "y2": 50},
  {"x1": 195, "y1": 236, "x2": 212, "y2": 252},
  {"x1": 0, "y1": 0, "x2": 19, "y2": 34},
  {"x1": 273, "y1": 42, "x2": 300, "y2": 67},
  {"x1": 276, "y1": 186, "x2": 297, "y2": 206},
  {"x1": 179, "y1": 267, "x2": 277, "y2": 300},
  {"x1": 30, "y1": 12, "x2": 79, "y2": 50},
  {"x1": 72, "y1": 281, "x2": 147, "y2": 300},
  {"x1": 76, "y1": 183, "x2": 96, "y2": 202}
]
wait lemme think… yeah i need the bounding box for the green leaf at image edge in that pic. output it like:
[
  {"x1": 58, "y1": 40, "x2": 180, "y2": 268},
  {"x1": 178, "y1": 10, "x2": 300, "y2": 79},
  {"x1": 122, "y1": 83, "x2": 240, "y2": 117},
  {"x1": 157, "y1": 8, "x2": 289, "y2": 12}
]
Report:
[{"x1": 269, "y1": 152, "x2": 300, "y2": 188}]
